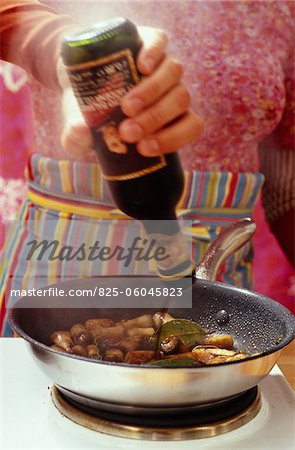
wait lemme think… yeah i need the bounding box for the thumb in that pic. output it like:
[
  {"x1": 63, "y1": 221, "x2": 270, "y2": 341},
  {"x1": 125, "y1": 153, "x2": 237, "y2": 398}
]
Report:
[
  {"x1": 57, "y1": 57, "x2": 94, "y2": 158},
  {"x1": 61, "y1": 120, "x2": 94, "y2": 159},
  {"x1": 60, "y1": 87, "x2": 94, "y2": 158}
]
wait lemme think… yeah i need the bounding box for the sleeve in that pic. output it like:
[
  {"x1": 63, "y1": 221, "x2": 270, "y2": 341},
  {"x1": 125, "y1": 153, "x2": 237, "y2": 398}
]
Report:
[{"x1": 0, "y1": 0, "x2": 75, "y2": 90}]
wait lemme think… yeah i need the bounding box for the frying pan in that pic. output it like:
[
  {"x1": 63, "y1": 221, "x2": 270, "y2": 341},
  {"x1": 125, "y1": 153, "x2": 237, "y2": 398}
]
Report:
[{"x1": 9, "y1": 218, "x2": 295, "y2": 413}]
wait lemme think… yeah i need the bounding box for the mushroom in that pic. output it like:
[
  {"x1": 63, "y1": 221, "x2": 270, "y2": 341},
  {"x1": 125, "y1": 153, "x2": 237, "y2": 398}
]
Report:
[
  {"x1": 70, "y1": 323, "x2": 93, "y2": 346},
  {"x1": 160, "y1": 336, "x2": 179, "y2": 355},
  {"x1": 192, "y1": 347, "x2": 247, "y2": 364},
  {"x1": 50, "y1": 331, "x2": 73, "y2": 352},
  {"x1": 104, "y1": 349, "x2": 125, "y2": 362},
  {"x1": 50, "y1": 344, "x2": 67, "y2": 353},
  {"x1": 205, "y1": 334, "x2": 234, "y2": 349},
  {"x1": 115, "y1": 337, "x2": 142, "y2": 352},
  {"x1": 125, "y1": 350, "x2": 156, "y2": 364},
  {"x1": 86, "y1": 344, "x2": 102, "y2": 359},
  {"x1": 127, "y1": 327, "x2": 155, "y2": 338},
  {"x1": 85, "y1": 318, "x2": 114, "y2": 332},
  {"x1": 152, "y1": 312, "x2": 174, "y2": 330},
  {"x1": 121, "y1": 314, "x2": 154, "y2": 330},
  {"x1": 72, "y1": 345, "x2": 87, "y2": 357},
  {"x1": 70, "y1": 323, "x2": 85, "y2": 338},
  {"x1": 164, "y1": 352, "x2": 196, "y2": 360},
  {"x1": 90, "y1": 324, "x2": 126, "y2": 343}
]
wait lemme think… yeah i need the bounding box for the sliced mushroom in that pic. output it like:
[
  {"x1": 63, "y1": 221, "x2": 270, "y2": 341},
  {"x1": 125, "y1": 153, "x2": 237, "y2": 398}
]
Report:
[
  {"x1": 191, "y1": 348, "x2": 217, "y2": 364},
  {"x1": 226, "y1": 354, "x2": 248, "y2": 362},
  {"x1": 205, "y1": 334, "x2": 234, "y2": 349},
  {"x1": 204, "y1": 348, "x2": 238, "y2": 357},
  {"x1": 192, "y1": 347, "x2": 247, "y2": 364}
]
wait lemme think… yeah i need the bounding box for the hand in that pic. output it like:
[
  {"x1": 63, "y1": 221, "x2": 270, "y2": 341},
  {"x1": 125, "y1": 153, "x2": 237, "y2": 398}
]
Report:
[
  {"x1": 58, "y1": 27, "x2": 203, "y2": 158},
  {"x1": 120, "y1": 27, "x2": 203, "y2": 156}
]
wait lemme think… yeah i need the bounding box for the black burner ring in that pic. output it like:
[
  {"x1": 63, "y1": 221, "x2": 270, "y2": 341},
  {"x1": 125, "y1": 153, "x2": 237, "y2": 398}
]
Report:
[{"x1": 58, "y1": 386, "x2": 258, "y2": 428}]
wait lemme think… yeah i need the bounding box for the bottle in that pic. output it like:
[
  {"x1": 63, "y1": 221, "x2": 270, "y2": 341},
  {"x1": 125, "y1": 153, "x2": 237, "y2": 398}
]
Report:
[{"x1": 61, "y1": 17, "x2": 193, "y2": 279}]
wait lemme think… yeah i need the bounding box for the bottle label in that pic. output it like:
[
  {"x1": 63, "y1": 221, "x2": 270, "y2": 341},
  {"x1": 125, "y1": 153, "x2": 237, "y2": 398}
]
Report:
[
  {"x1": 148, "y1": 231, "x2": 194, "y2": 279},
  {"x1": 65, "y1": 49, "x2": 166, "y2": 180}
]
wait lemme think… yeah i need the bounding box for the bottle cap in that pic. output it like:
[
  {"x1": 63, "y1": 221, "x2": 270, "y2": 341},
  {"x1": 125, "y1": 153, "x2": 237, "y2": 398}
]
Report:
[{"x1": 61, "y1": 17, "x2": 140, "y2": 65}]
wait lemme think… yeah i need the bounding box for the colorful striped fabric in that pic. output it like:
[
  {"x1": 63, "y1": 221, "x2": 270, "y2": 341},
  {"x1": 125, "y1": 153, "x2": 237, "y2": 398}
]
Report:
[{"x1": 0, "y1": 154, "x2": 264, "y2": 336}]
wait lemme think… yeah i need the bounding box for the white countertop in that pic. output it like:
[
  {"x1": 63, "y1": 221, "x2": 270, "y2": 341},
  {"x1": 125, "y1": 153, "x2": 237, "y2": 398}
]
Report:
[{"x1": 1, "y1": 338, "x2": 295, "y2": 450}]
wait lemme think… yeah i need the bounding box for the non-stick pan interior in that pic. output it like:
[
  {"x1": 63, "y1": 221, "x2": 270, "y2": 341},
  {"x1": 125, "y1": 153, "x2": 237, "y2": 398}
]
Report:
[{"x1": 10, "y1": 278, "x2": 295, "y2": 357}]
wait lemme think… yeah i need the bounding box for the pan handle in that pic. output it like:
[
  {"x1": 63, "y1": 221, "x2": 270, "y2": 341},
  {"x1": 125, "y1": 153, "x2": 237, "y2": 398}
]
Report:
[{"x1": 194, "y1": 218, "x2": 256, "y2": 281}]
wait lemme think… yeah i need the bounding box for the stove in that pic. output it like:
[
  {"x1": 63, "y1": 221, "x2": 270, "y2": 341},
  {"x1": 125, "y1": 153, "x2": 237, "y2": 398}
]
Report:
[
  {"x1": 51, "y1": 385, "x2": 261, "y2": 440},
  {"x1": 1, "y1": 338, "x2": 295, "y2": 449}
]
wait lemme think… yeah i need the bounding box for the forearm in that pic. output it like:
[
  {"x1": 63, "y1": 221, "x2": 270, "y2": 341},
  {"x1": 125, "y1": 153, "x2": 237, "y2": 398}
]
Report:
[{"x1": 0, "y1": 0, "x2": 74, "y2": 89}]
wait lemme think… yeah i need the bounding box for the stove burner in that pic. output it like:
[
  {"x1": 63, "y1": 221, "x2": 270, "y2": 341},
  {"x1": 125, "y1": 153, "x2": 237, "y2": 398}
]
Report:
[{"x1": 51, "y1": 386, "x2": 261, "y2": 440}]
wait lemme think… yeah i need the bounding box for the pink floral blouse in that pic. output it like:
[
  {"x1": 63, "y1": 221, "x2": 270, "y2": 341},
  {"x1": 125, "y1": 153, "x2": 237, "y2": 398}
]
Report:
[{"x1": 28, "y1": 0, "x2": 294, "y2": 173}]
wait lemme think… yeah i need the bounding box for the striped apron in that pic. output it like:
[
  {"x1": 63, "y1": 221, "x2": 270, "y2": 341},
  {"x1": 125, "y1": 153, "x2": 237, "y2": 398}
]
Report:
[{"x1": 0, "y1": 154, "x2": 264, "y2": 336}]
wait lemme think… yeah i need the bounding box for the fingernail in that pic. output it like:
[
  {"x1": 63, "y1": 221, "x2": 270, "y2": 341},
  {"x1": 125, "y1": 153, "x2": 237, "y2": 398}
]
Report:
[
  {"x1": 139, "y1": 139, "x2": 159, "y2": 156},
  {"x1": 125, "y1": 96, "x2": 144, "y2": 115},
  {"x1": 121, "y1": 121, "x2": 143, "y2": 141}
]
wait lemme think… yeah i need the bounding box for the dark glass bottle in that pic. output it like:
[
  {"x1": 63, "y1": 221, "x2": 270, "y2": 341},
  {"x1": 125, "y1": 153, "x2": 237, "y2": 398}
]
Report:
[{"x1": 61, "y1": 17, "x2": 193, "y2": 278}]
